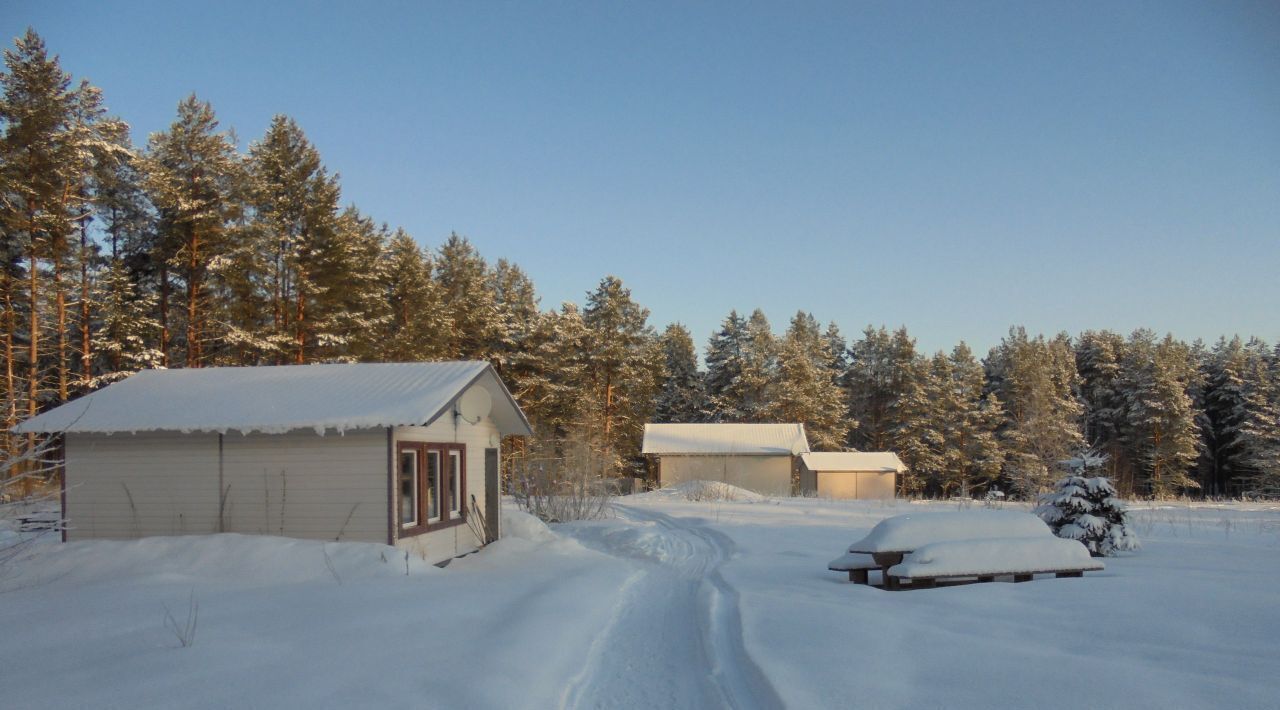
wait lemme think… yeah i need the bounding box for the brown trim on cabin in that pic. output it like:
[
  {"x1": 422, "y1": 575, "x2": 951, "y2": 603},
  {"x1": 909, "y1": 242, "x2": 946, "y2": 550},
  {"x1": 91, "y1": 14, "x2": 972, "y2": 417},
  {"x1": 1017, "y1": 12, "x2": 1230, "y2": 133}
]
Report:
[
  {"x1": 395, "y1": 441, "x2": 467, "y2": 538},
  {"x1": 386, "y1": 427, "x2": 395, "y2": 546}
]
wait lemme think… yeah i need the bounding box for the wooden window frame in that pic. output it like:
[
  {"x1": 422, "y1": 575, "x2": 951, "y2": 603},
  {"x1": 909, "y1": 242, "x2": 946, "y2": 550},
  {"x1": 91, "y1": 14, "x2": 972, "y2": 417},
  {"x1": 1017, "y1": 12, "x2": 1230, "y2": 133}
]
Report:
[
  {"x1": 396, "y1": 441, "x2": 466, "y2": 537},
  {"x1": 398, "y1": 447, "x2": 419, "y2": 529}
]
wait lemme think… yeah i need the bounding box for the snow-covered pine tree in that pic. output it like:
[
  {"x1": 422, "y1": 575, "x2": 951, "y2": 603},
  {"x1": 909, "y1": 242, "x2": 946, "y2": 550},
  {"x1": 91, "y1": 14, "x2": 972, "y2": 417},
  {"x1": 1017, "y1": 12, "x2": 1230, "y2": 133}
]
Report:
[
  {"x1": 735, "y1": 309, "x2": 779, "y2": 421},
  {"x1": 68, "y1": 83, "x2": 129, "y2": 396},
  {"x1": 889, "y1": 351, "x2": 944, "y2": 496},
  {"x1": 1237, "y1": 339, "x2": 1280, "y2": 497},
  {"x1": 84, "y1": 128, "x2": 152, "y2": 380},
  {"x1": 934, "y1": 343, "x2": 1004, "y2": 497},
  {"x1": 379, "y1": 229, "x2": 449, "y2": 362},
  {"x1": 985, "y1": 328, "x2": 1084, "y2": 499},
  {"x1": 1200, "y1": 336, "x2": 1251, "y2": 495},
  {"x1": 845, "y1": 326, "x2": 916, "y2": 452},
  {"x1": 436, "y1": 233, "x2": 498, "y2": 361},
  {"x1": 245, "y1": 114, "x2": 341, "y2": 364},
  {"x1": 308, "y1": 206, "x2": 390, "y2": 362},
  {"x1": 90, "y1": 261, "x2": 163, "y2": 385},
  {"x1": 1075, "y1": 330, "x2": 1128, "y2": 486},
  {"x1": 655, "y1": 323, "x2": 706, "y2": 423},
  {"x1": 143, "y1": 94, "x2": 243, "y2": 367},
  {"x1": 1035, "y1": 451, "x2": 1140, "y2": 557},
  {"x1": 1118, "y1": 330, "x2": 1201, "y2": 497},
  {"x1": 488, "y1": 259, "x2": 541, "y2": 376},
  {"x1": 519, "y1": 303, "x2": 590, "y2": 445},
  {"x1": 822, "y1": 321, "x2": 848, "y2": 383},
  {"x1": 1, "y1": 29, "x2": 86, "y2": 426},
  {"x1": 704, "y1": 310, "x2": 746, "y2": 421},
  {"x1": 769, "y1": 312, "x2": 847, "y2": 449},
  {"x1": 581, "y1": 276, "x2": 661, "y2": 475}
]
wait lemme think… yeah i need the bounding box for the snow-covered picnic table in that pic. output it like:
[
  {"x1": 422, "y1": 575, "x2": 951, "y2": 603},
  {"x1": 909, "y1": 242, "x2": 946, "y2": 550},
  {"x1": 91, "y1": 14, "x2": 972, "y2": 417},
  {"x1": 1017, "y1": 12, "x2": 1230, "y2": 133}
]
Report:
[{"x1": 833, "y1": 510, "x2": 1101, "y2": 589}]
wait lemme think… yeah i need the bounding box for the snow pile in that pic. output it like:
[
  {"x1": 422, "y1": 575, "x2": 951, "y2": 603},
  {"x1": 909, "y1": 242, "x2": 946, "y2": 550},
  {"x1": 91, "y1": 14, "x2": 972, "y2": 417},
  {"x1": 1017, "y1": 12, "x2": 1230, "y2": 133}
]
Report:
[
  {"x1": 889, "y1": 537, "x2": 1103, "y2": 578},
  {"x1": 849, "y1": 510, "x2": 1052, "y2": 552},
  {"x1": 655, "y1": 480, "x2": 766, "y2": 502},
  {"x1": 500, "y1": 507, "x2": 559, "y2": 543}
]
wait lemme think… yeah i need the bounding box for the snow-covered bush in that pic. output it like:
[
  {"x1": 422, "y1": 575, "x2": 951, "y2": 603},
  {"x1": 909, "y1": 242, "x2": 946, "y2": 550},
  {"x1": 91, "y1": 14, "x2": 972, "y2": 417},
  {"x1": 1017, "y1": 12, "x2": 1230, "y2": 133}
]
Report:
[{"x1": 1035, "y1": 452, "x2": 1140, "y2": 557}]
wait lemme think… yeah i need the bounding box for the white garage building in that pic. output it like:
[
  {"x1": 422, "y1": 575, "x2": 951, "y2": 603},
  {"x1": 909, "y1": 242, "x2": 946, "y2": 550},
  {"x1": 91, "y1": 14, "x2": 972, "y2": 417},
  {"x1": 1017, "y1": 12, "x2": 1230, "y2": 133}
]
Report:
[
  {"x1": 798, "y1": 452, "x2": 905, "y2": 499},
  {"x1": 642, "y1": 423, "x2": 809, "y2": 496}
]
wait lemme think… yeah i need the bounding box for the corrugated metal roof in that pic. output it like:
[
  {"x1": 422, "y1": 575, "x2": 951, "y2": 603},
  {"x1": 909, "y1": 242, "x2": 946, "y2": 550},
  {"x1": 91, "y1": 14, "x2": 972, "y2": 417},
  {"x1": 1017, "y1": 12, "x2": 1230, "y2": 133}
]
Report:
[
  {"x1": 800, "y1": 452, "x2": 907, "y2": 473},
  {"x1": 13, "y1": 361, "x2": 533, "y2": 436},
  {"x1": 641, "y1": 423, "x2": 809, "y2": 455}
]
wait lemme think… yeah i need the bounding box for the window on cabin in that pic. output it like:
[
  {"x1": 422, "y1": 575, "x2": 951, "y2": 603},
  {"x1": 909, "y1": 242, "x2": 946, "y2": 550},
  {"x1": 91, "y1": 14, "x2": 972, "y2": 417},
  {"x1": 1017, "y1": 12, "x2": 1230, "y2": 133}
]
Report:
[
  {"x1": 425, "y1": 450, "x2": 440, "y2": 522},
  {"x1": 396, "y1": 442, "x2": 465, "y2": 536},
  {"x1": 448, "y1": 450, "x2": 462, "y2": 515},
  {"x1": 399, "y1": 449, "x2": 418, "y2": 527}
]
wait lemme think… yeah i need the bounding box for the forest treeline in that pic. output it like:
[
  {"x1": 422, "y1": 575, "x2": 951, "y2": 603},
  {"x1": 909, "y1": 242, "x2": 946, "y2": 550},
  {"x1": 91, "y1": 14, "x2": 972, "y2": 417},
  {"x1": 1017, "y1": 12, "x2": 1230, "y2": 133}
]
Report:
[{"x1": 3, "y1": 30, "x2": 1278, "y2": 499}]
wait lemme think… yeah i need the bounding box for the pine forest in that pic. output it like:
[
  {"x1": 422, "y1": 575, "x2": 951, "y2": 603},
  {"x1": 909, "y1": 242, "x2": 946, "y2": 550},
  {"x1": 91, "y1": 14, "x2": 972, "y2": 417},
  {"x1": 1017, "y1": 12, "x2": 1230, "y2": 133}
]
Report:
[{"x1": 3, "y1": 30, "x2": 1278, "y2": 500}]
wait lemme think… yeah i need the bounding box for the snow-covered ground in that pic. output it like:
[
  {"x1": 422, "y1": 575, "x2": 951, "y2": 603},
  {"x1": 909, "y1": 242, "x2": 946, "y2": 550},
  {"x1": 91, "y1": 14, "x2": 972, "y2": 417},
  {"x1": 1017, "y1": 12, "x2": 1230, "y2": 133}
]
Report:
[{"x1": 2, "y1": 492, "x2": 1278, "y2": 709}]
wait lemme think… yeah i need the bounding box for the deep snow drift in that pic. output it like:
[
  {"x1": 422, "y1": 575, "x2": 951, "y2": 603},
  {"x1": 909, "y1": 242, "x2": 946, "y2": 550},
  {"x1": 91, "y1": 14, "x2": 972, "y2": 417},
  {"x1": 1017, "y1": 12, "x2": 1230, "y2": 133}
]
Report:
[{"x1": 2, "y1": 496, "x2": 1278, "y2": 709}]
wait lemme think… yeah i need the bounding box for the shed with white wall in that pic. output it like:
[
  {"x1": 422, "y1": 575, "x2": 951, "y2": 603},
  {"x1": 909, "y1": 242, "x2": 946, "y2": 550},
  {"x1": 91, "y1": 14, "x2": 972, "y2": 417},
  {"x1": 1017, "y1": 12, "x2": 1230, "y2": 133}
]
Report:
[
  {"x1": 14, "y1": 361, "x2": 532, "y2": 565},
  {"x1": 798, "y1": 452, "x2": 904, "y2": 499}
]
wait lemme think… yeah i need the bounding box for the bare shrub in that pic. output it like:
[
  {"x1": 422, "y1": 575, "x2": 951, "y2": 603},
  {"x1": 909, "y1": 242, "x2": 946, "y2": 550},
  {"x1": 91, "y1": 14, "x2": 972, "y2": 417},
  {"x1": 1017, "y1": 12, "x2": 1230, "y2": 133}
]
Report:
[
  {"x1": 1, "y1": 438, "x2": 66, "y2": 575},
  {"x1": 510, "y1": 439, "x2": 612, "y2": 523}
]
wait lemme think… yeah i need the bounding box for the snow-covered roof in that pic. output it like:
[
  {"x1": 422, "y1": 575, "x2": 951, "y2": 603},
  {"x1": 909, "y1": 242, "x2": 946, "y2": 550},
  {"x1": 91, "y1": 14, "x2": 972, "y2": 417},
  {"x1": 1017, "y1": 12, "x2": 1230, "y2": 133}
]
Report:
[
  {"x1": 641, "y1": 423, "x2": 809, "y2": 455},
  {"x1": 13, "y1": 361, "x2": 533, "y2": 436},
  {"x1": 800, "y1": 452, "x2": 906, "y2": 473}
]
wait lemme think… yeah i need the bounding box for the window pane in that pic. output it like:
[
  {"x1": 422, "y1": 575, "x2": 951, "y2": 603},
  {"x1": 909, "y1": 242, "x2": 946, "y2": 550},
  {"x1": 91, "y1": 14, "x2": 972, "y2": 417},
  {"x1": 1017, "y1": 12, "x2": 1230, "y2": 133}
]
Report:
[
  {"x1": 399, "y1": 451, "x2": 417, "y2": 526},
  {"x1": 449, "y1": 451, "x2": 461, "y2": 514},
  {"x1": 426, "y1": 451, "x2": 440, "y2": 521}
]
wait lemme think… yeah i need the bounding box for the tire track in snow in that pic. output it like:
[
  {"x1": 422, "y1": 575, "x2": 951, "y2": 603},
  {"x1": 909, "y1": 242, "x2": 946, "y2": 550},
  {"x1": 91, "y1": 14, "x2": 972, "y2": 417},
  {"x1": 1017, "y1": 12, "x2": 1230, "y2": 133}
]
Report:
[{"x1": 559, "y1": 504, "x2": 783, "y2": 710}]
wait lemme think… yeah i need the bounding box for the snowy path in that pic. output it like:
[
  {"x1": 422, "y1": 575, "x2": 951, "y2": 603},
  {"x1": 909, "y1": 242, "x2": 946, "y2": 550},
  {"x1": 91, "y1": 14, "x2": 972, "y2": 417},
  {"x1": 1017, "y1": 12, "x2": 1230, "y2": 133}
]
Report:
[{"x1": 558, "y1": 505, "x2": 783, "y2": 710}]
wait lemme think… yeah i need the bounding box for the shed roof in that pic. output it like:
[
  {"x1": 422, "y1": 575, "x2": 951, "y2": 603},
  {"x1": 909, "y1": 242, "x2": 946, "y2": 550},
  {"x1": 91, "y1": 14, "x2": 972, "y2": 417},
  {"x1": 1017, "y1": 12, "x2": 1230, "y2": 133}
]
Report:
[
  {"x1": 800, "y1": 452, "x2": 907, "y2": 473},
  {"x1": 641, "y1": 423, "x2": 809, "y2": 455},
  {"x1": 13, "y1": 361, "x2": 533, "y2": 437}
]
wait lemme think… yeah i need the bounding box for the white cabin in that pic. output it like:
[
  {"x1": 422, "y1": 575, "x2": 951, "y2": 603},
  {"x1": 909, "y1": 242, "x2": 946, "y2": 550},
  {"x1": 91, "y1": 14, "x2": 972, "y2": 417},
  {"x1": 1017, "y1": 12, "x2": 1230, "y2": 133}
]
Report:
[{"x1": 14, "y1": 361, "x2": 532, "y2": 565}]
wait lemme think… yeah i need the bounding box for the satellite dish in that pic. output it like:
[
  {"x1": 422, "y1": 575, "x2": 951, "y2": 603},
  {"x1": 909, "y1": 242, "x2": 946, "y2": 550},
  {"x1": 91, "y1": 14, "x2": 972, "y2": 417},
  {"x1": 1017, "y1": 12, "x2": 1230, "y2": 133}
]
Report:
[{"x1": 456, "y1": 386, "x2": 493, "y2": 423}]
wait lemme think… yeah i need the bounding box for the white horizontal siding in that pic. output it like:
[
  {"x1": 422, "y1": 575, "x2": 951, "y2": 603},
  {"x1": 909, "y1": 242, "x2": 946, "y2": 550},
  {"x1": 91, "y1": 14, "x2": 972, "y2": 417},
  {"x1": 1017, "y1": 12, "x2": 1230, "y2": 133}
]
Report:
[
  {"x1": 221, "y1": 429, "x2": 386, "y2": 542},
  {"x1": 658, "y1": 454, "x2": 794, "y2": 496},
  {"x1": 65, "y1": 432, "x2": 220, "y2": 539},
  {"x1": 64, "y1": 429, "x2": 388, "y2": 543}
]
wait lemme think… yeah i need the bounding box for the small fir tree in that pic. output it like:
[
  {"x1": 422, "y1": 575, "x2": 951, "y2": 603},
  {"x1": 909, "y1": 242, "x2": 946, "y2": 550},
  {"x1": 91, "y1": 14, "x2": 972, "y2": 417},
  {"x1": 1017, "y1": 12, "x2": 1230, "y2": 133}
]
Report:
[{"x1": 1035, "y1": 451, "x2": 1140, "y2": 557}]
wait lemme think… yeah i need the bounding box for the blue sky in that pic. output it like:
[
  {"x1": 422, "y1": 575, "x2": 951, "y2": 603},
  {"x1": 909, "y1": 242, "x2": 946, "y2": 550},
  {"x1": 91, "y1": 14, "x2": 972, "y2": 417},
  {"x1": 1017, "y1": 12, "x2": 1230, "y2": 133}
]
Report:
[{"x1": 6, "y1": 1, "x2": 1278, "y2": 354}]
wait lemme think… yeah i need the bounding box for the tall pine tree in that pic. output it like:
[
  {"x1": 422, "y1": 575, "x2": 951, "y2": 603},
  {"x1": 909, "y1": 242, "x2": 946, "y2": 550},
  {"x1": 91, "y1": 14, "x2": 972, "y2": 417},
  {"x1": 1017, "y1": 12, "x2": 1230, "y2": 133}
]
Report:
[{"x1": 655, "y1": 322, "x2": 706, "y2": 423}]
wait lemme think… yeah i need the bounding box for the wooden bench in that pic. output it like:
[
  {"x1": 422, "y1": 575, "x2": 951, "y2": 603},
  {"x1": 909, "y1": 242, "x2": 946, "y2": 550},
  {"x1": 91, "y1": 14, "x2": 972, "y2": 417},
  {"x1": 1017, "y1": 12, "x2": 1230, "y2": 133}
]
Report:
[
  {"x1": 893, "y1": 568, "x2": 1092, "y2": 589},
  {"x1": 17, "y1": 512, "x2": 61, "y2": 532},
  {"x1": 827, "y1": 552, "x2": 881, "y2": 584},
  {"x1": 884, "y1": 537, "x2": 1104, "y2": 590}
]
